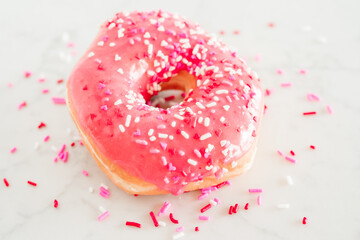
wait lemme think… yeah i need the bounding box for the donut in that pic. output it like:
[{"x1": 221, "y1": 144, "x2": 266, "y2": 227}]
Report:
[{"x1": 67, "y1": 10, "x2": 264, "y2": 195}]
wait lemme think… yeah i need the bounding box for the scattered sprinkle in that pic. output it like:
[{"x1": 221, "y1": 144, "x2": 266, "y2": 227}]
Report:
[
  {"x1": 149, "y1": 211, "x2": 159, "y2": 227},
  {"x1": 303, "y1": 111, "x2": 316, "y2": 115},
  {"x1": 200, "y1": 204, "x2": 212, "y2": 213},
  {"x1": 198, "y1": 215, "x2": 210, "y2": 221},
  {"x1": 98, "y1": 211, "x2": 109, "y2": 221},
  {"x1": 3, "y1": 178, "x2": 9, "y2": 187},
  {"x1": 10, "y1": 147, "x2": 17, "y2": 154},
  {"x1": 286, "y1": 176, "x2": 294, "y2": 185},
  {"x1": 52, "y1": 97, "x2": 66, "y2": 105},
  {"x1": 18, "y1": 101, "x2": 27, "y2": 110},
  {"x1": 126, "y1": 221, "x2": 141, "y2": 228},
  {"x1": 310, "y1": 145, "x2": 316, "y2": 150},
  {"x1": 248, "y1": 188, "x2": 263, "y2": 193},
  {"x1": 285, "y1": 155, "x2": 296, "y2": 163},
  {"x1": 54, "y1": 199, "x2": 58, "y2": 208},
  {"x1": 280, "y1": 82, "x2": 292, "y2": 87},
  {"x1": 244, "y1": 203, "x2": 249, "y2": 210},
  {"x1": 302, "y1": 217, "x2": 307, "y2": 225},
  {"x1": 82, "y1": 170, "x2": 89, "y2": 176},
  {"x1": 326, "y1": 105, "x2": 333, "y2": 114},
  {"x1": 257, "y1": 195, "x2": 262, "y2": 206},
  {"x1": 27, "y1": 181, "x2": 37, "y2": 186},
  {"x1": 299, "y1": 69, "x2": 307, "y2": 74},
  {"x1": 169, "y1": 213, "x2": 179, "y2": 224}
]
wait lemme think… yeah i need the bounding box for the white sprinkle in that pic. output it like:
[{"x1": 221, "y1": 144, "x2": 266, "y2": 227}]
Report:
[
  {"x1": 148, "y1": 129, "x2": 154, "y2": 136},
  {"x1": 169, "y1": 135, "x2": 174, "y2": 140},
  {"x1": 204, "y1": 117, "x2": 210, "y2": 127},
  {"x1": 206, "y1": 102, "x2": 217, "y2": 108},
  {"x1": 115, "y1": 54, "x2": 121, "y2": 61},
  {"x1": 144, "y1": 39, "x2": 150, "y2": 45},
  {"x1": 149, "y1": 136, "x2": 156, "y2": 142},
  {"x1": 119, "y1": 124, "x2": 125, "y2": 133},
  {"x1": 144, "y1": 32, "x2": 151, "y2": 38},
  {"x1": 207, "y1": 144, "x2": 214, "y2": 152},
  {"x1": 181, "y1": 131, "x2": 189, "y2": 139},
  {"x1": 171, "y1": 121, "x2": 176, "y2": 127},
  {"x1": 118, "y1": 29, "x2": 125, "y2": 38},
  {"x1": 174, "y1": 114, "x2": 184, "y2": 120},
  {"x1": 220, "y1": 116, "x2": 225, "y2": 123},
  {"x1": 109, "y1": 42, "x2": 115, "y2": 47},
  {"x1": 286, "y1": 176, "x2": 294, "y2": 186},
  {"x1": 134, "y1": 117, "x2": 140, "y2": 123},
  {"x1": 158, "y1": 133, "x2": 168, "y2": 139},
  {"x1": 216, "y1": 90, "x2": 229, "y2": 94},
  {"x1": 213, "y1": 96, "x2": 219, "y2": 101},
  {"x1": 97, "y1": 41, "x2": 104, "y2": 46},
  {"x1": 89, "y1": 187, "x2": 94, "y2": 193},
  {"x1": 194, "y1": 149, "x2": 202, "y2": 158},
  {"x1": 209, "y1": 199, "x2": 217, "y2": 206},
  {"x1": 87, "y1": 52, "x2": 94, "y2": 58},
  {"x1": 158, "y1": 25, "x2": 165, "y2": 31},
  {"x1": 223, "y1": 105, "x2": 230, "y2": 111},
  {"x1": 34, "y1": 142, "x2": 40, "y2": 150},
  {"x1": 108, "y1": 22, "x2": 116, "y2": 29},
  {"x1": 220, "y1": 140, "x2": 227, "y2": 147},
  {"x1": 147, "y1": 70, "x2": 155, "y2": 76},
  {"x1": 148, "y1": 44, "x2": 153, "y2": 56},
  {"x1": 231, "y1": 161, "x2": 238, "y2": 168},
  {"x1": 187, "y1": 159, "x2": 198, "y2": 166},
  {"x1": 150, "y1": 148, "x2": 160, "y2": 154},
  {"x1": 160, "y1": 40, "x2": 168, "y2": 47},
  {"x1": 158, "y1": 221, "x2": 166, "y2": 227},
  {"x1": 198, "y1": 117, "x2": 203, "y2": 124},
  {"x1": 117, "y1": 68, "x2": 124, "y2": 74},
  {"x1": 205, "y1": 165, "x2": 213, "y2": 171},
  {"x1": 277, "y1": 204, "x2": 290, "y2": 209},
  {"x1": 196, "y1": 102, "x2": 205, "y2": 109},
  {"x1": 200, "y1": 133, "x2": 212, "y2": 140},
  {"x1": 135, "y1": 139, "x2": 148, "y2": 145},
  {"x1": 125, "y1": 115, "x2": 131, "y2": 127}
]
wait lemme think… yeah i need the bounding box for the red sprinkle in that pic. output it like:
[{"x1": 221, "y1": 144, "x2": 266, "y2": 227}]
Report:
[
  {"x1": 18, "y1": 101, "x2": 27, "y2": 110},
  {"x1": 310, "y1": 145, "x2": 316, "y2": 149},
  {"x1": 38, "y1": 122, "x2": 46, "y2": 128},
  {"x1": 290, "y1": 150, "x2": 295, "y2": 156},
  {"x1": 164, "y1": 95, "x2": 175, "y2": 101},
  {"x1": 216, "y1": 181, "x2": 230, "y2": 189},
  {"x1": 228, "y1": 205, "x2": 233, "y2": 215},
  {"x1": 3, "y1": 178, "x2": 9, "y2": 187},
  {"x1": 195, "y1": 226, "x2": 199, "y2": 231},
  {"x1": 302, "y1": 217, "x2": 307, "y2": 224},
  {"x1": 169, "y1": 213, "x2": 179, "y2": 224},
  {"x1": 70, "y1": 142, "x2": 75, "y2": 147},
  {"x1": 149, "y1": 211, "x2": 159, "y2": 227},
  {"x1": 27, "y1": 181, "x2": 37, "y2": 186},
  {"x1": 54, "y1": 199, "x2": 58, "y2": 208},
  {"x1": 303, "y1": 111, "x2": 316, "y2": 115},
  {"x1": 244, "y1": 203, "x2": 249, "y2": 210},
  {"x1": 232, "y1": 203, "x2": 239, "y2": 213},
  {"x1": 200, "y1": 204, "x2": 212, "y2": 213},
  {"x1": 268, "y1": 22, "x2": 275, "y2": 27},
  {"x1": 57, "y1": 79, "x2": 64, "y2": 84},
  {"x1": 126, "y1": 221, "x2": 141, "y2": 228}
]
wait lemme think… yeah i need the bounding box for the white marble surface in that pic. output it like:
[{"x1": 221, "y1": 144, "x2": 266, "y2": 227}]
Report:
[{"x1": 1, "y1": 0, "x2": 359, "y2": 239}]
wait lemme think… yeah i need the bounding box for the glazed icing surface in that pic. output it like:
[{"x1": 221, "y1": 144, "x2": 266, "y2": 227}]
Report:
[{"x1": 67, "y1": 10, "x2": 263, "y2": 195}]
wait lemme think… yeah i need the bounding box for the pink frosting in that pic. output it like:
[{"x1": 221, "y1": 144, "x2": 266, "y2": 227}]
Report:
[{"x1": 67, "y1": 10, "x2": 263, "y2": 195}]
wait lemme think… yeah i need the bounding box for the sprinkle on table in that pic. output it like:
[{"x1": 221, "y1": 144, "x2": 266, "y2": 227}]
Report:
[
  {"x1": 82, "y1": 170, "x2": 89, "y2": 176},
  {"x1": 24, "y1": 71, "x2": 32, "y2": 78},
  {"x1": 257, "y1": 196, "x2": 262, "y2": 206},
  {"x1": 248, "y1": 188, "x2": 263, "y2": 193},
  {"x1": 38, "y1": 122, "x2": 46, "y2": 128},
  {"x1": 149, "y1": 211, "x2": 159, "y2": 227},
  {"x1": 232, "y1": 203, "x2": 239, "y2": 213},
  {"x1": 198, "y1": 215, "x2": 210, "y2": 221},
  {"x1": 228, "y1": 205, "x2": 233, "y2": 215},
  {"x1": 302, "y1": 217, "x2": 307, "y2": 224},
  {"x1": 27, "y1": 181, "x2": 37, "y2": 186},
  {"x1": 326, "y1": 105, "x2": 333, "y2": 114},
  {"x1": 54, "y1": 199, "x2": 58, "y2": 208},
  {"x1": 98, "y1": 211, "x2": 109, "y2": 221},
  {"x1": 52, "y1": 97, "x2": 66, "y2": 105},
  {"x1": 303, "y1": 111, "x2": 316, "y2": 116},
  {"x1": 244, "y1": 203, "x2": 249, "y2": 210},
  {"x1": 200, "y1": 204, "x2": 212, "y2": 213},
  {"x1": 3, "y1": 178, "x2": 9, "y2": 187},
  {"x1": 126, "y1": 221, "x2": 141, "y2": 228},
  {"x1": 169, "y1": 213, "x2": 179, "y2": 224},
  {"x1": 10, "y1": 147, "x2": 17, "y2": 154},
  {"x1": 195, "y1": 226, "x2": 199, "y2": 232},
  {"x1": 310, "y1": 145, "x2": 316, "y2": 150},
  {"x1": 18, "y1": 101, "x2": 27, "y2": 109}
]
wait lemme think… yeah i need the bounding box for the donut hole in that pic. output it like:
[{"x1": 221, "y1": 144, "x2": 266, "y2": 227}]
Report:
[{"x1": 148, "y1": 70, "x2": 196, "y2": 109}]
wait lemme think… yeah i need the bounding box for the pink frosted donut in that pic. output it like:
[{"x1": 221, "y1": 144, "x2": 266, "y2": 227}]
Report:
[{"x1": 67, "y1": 10, "x2": 263, "y2": 195}]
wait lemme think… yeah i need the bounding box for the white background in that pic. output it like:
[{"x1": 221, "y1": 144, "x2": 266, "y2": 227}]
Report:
[{"x1": 0, "y1": 0, "x2": 359, "y2": 239}]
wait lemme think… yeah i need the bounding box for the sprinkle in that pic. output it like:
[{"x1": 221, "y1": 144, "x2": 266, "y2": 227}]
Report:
[
  {"x1": 172, "y1": 232, "x2": 185, "y2": 239},
  {"x1": 174, "y1": 114, "x2": 184, "y2": 120},
  {"x1": 214, "y1": 198, "x2": 221, "y2": 205},
  {"x1": 280, "y1": 82, "x2": 292, "y2": 87},
  {"x1": 276, "y1": 69, "x2": 284, "y2": 75},
  {"x1": 286, "y1": 176, "x2": 294, "y2": 185},
  {"x1": 171, "y1": 121, "x2": 176, "y2": 127},
  {"x1": 277, "y1": 150, "x2": 284, "y2": 157},
  {"x1": 310, "y1": 145, "x2": 316, "y2": 150},
  {"x1": 277, "y1": 203, "x2": 290, "y2": 209},
  {"x1": 257, "y1": 195, "x2": 262, "y2": 206},
  {"x1": 216, "y1": 90, "x2": 229, "y2": 94},
  {"x1": 158, "y1": 201, "x2": 171, "y2": 216},
  {"x1": 114, "y1": 99, "x2": 122, "y2": 105},
  {"x1": 149, "y1": 211, "x2": 159, "y2": 227},
  {"x1": 181, "y1": 131, "x2": 189, "y2": 139},
  {"x1": 27, "y1": 181, "x2": 37, "y2": 186},
  {"x1": 244, "y1": 203, "x2": 249, "y2": 210},
  {"x1": 52, "y1": 97, "x2": 66, "y2": 105},
  {"x1": 303, "y1": 111, "x2": 316, "y2": 115},
  {"x1": 307, "y1": 93, "x2": 321, "y2": 102},
  {"x1": 302, "y1": 217, "x2": 307, "y2": 224},
  {"x1": 82, "y1": 170, "x2": 89, "y2": 176},
  {"x1": 198, "y1": 215, "x2": 210, "y2": 221},
  {"x1": 18, "y1": 101, "x2": 27, "y2": 109},
  {"x1": 228, "y1": 205, "x2": 233, "y2": 215},
  {"x1": 216, "y1": 181, "x2": 230, "y2": 189},
  {"x1": 206, "y1": 102, "x2": 217, "y2": 108},
  {"x1": 299, "y1": 69, "x2": 307, "y2": 74},
  {"x1": 100, "y1": 105, "x2": 108, "y2": 111},
  {"x1": 126, "y1": 221, "x2": 141, "y2": 228},
  {"x1": 201, "y1": 204, "x2": 212, "y2": 213},
  {"x1": 10, "y1": 147, "x2": 17, "y2": 154},
  {"x1": 125, "y1": 115, "x2": 132, "y2": 127},
  {"x1": 98, "y1": 211, "x2": 109, "y2": 221},
  {"x1": 117, "y1": 68, "x2": 124, "y2": 74},
  {"x1": 196, "y1": 102, "x2": 205, "y2": 109},
  {"x1": 223, "y1": 105, "x2": 230, "y2": 111},
  {"x1": 187, "y1": 159, "x2": 198, "y2": 166},
  {"x1": 24, "y1": 71, "x2": 32, "y2": 78},
  {"x1": 200, "y1": 133, "x2": 212, "y2": 141},
  {"x1": 136, "y1": 139, "x2": 148, "y2": 146},
  {"x1": 176, "y1": 226, "x2": 184, "y2": 232},
  {"x1": 54, "y1": 199, "x2": 58, "y2": 208},
  {"x1": 43, "y1": 135, "x2": 50, "y2": 142},
  {"x1": 169, "y1": 213, "x2": 179, "y2": 224},
  {"x1": 249, "y1": 188, "x2": 262, "y2": 193},
  {"x1": 326, "y1": 105, "x2": 333, "y2": 114},
  {"x1": 198, "y1": 193, "x2": 209, "y2": 200},
  {"x1": 285, "y1": 156, "x2": 296, "y2": 163},
  {"x1": 89, "y1": 187, "x2": 94, "y2": 193},
  {"x1": 88, "y1": 52, "x2": 94, "y2": 58},
  {"x1": 290, "y1": 150, "x2": 295, "y2": 156},
  {"x1": 119, "y1": 124, "x2": 125, "y2": 133},
  {"x1": 204, "y1": 117, "x2": 210, "y2": 127},
  {"x1": 149, "y1": 136, "x2": 156, "y2": 141},
  {"x1": 232, "y1": 203, "x2": 239, "y2": 213},
  {"x1": 195, "y1": 226, "x2": 199, "y2": 232},
  {"x1": 3, "y1": 178, "x2": 9, "y2": 187}
]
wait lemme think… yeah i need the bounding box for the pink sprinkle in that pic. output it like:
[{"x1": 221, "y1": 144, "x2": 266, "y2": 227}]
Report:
[
  {"x1": 62, "y1": 151, "x2": 69, "y2": 162},
  {"x1": 299, "y1": 69, "x2": 307, "y2": 74},
  {"x1": 53, "y1": 157, "x2": 58, "y2": 162},
  {"x1": 176, "y1": 226, "x2": 184, "y2": 232},
  {"x1": 10, "y1": 147, "x2": 17, "y2": 154},
  {"x1": 82, "y1": 170, "x2": 88, "y2": 176},
  {"x1": 249, "y1": 188, "x2": 263, "y2": 193},
  {"x1": 18, "y1": 101, "x2": 27, "y2": 109},
  {"x1": 24, "y1": 71, "x2": 32, "y2": 78},
  {"x1": 43, "y1": 135, "x2": 50, "y2": 142},
  {"x1": 8, "y1": 83, "x2": 13, "y2": 88},
  {"x1": 307, "y1": 93, "x2": 321, "y2": 102},
  {"x1": 67, "y1": 42, "x2": 75, "y2": 48},
  {"x1": 58, "y1": 144, "x2": 66, "y2": 156},
  {"x1": 277, "y1": 150, "x2": 284, "y2": 157},
  {"x1": 98, "y1": 211, "x2": 109, "y2": 221},
  {"x1": 38, "y1": 77, "x2": 46, "y2": 82},
  {"x1": 100, "y1": 105, "x2": 108, "y2": 111},
  {"x1": 285, "y1": 155, "x2": 296, "y2": 163},
  {"x1": 52, "y1": 97, "x2": 66, "y2": 105},
  {"x1": 276, "y1": 69, "x2": 284, "y2": 75},
  {"x1": 213, "y1": 197, "x2": 220, "y2": 205},
  {"x1": 233, "y1": 30, "x2": 240, "y2": 35},
  {"x1": 198, "y1": 192, "x2": 209, "y2": 200},
  {"x1": 326, "y1": 105, "x2": 333, "y2": 114},
  {"x1": 280, "y1": 82, "x2": 292, "y2": 87},
  {"x1": 257, "y1": 195, "x2": 262, "y2": 206},
  {"x1": 158, "y1": 201, "x2": 171, "y2": 217},
  {"x1": 42, "y1": 89, "x2": 49, "y2": 94},
  {"x1": 254, "y1": 54, "x2": 261, "y2": 62},
  {"x1": 198, "y1": 215, "x2": 210, "y2": 221}
]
